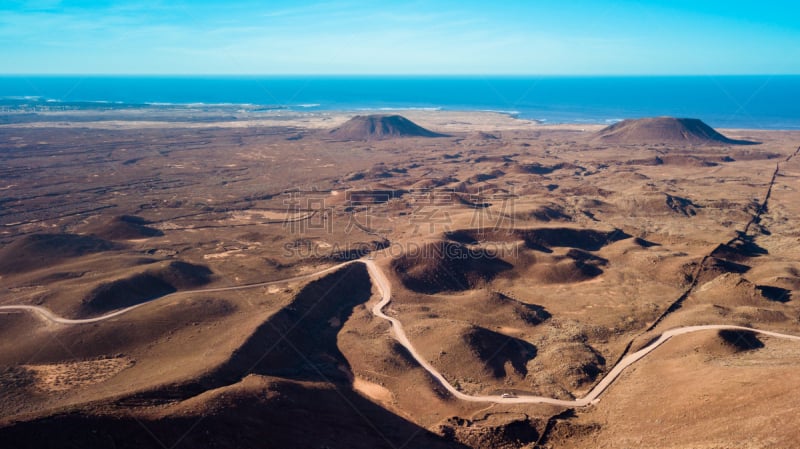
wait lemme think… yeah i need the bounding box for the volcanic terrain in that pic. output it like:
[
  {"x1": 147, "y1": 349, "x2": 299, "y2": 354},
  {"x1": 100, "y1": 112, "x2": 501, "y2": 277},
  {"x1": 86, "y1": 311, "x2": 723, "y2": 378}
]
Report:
[
  {"x1": 1, "y1": 110, "x2": 799, "y2": 449},
  {"x1": 329, "y1": 114, "x2": 448, "y2": 140},
  {"x1": 593, "y1": 117, "x2": 758, "y2": 145}
]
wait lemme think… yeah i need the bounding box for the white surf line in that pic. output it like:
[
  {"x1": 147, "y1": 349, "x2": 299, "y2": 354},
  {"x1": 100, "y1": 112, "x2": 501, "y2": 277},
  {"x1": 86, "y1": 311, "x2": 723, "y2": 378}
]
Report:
[
  {"x1": 0, "y1": 262, "x2": 354, "y2": 325},
  {"x1": 363, "y1": 259, "x2": 800, "y2": 406},
  {"x1": 3, "y1": 259, "x2": 800, "y2": 406}
]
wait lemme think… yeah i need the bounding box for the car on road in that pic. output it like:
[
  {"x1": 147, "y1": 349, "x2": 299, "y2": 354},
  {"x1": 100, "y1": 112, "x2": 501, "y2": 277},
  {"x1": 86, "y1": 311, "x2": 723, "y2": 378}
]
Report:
[{"x1": 500, "y1": 393, "x2": 517, "y2": 398}]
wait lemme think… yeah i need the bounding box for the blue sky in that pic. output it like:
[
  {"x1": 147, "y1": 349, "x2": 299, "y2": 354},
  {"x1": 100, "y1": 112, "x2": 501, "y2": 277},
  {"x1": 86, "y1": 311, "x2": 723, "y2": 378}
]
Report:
[{"x1": 1, "y1": 0, "x2": 798, "y2": 74}]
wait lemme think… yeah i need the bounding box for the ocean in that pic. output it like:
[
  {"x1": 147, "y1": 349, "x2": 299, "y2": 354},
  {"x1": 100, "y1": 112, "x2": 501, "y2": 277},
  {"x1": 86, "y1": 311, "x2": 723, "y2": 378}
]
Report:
[{"x1": 1, "y1": 75, "x2": 798, "y2": 130}]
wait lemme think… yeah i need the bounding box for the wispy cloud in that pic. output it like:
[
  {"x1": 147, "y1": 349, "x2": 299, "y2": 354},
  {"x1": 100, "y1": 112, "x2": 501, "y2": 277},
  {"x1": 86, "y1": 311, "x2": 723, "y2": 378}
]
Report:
[{"x1": 1, "y1": 0, "x2": 798, "y2": 74}]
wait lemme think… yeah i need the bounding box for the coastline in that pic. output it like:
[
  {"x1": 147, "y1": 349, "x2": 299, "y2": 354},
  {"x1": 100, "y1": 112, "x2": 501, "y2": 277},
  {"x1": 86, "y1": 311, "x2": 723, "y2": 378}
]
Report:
[
  {"x1": 0, "y1": 108, "x2": 540, "y2": 131},
  {"x1": 1, "y1": 108, "x2": 797, "y2": 136},
  {"x1": 2, "y1": 74, "x2": 799, "y2": 131}
]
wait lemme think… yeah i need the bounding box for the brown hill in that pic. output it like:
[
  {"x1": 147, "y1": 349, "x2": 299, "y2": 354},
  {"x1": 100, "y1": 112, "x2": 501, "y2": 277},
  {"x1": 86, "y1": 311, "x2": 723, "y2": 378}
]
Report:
[
  {"x1": 329, "y1": 115, "x2": 447, "y2": 141},
  {"x1": 523, "y1": 204, "x2": 572, "y2": 222},
  {"x1": 87, "y1": 215, "x2": 163, "y2": 240},
  {"x1": 481, "y1": 292, "x2": 551, "y2": 325},
  {"x1": 80, "y1": 273, "x2": 176, "y2": 315},
  {"x1": 687, "y1": 329, "x2": 765, "y2": 358},
  {"x1": 79, "y1": 261, "x2": 213, "y2": 316},
  {"x1": 463, "y1": 326, "x2": 537, "y2": 378},
  {"x1": 520, "y1": 228, "x2": 630, "y2": 251},
  {"x1": 527, "y1": 257, "x2": 605, "y2": 284},
  {"x1": 213, "y1": 263, "x2": 372, "y2": 383},
  {"x1": 444, "y1": 227, "x2": 630, "y2": 252},
  {"x1": 391, "y1": 241, "x2": 512, "y2": 293},
  {"x1": 593, "y1": 117, "x2": 758, "y2": 145},
  {"x1": 409, "y1": 320, "x2": 537, "y2": 392},
  {"x1": 0, "y1": 233, "x2": 119, "y2": 274},
  {"x1": 0, "y1": 376, "x2": 464, "y2": 449}
]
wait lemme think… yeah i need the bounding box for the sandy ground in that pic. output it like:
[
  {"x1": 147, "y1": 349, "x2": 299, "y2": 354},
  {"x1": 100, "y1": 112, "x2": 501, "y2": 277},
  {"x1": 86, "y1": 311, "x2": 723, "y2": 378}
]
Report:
[
  {"x1": 24, "y1": 358, "x2": 134, "y2": 393},
  {"x1": 0, "y1": 109, "x2": 540, "y2": 132}
]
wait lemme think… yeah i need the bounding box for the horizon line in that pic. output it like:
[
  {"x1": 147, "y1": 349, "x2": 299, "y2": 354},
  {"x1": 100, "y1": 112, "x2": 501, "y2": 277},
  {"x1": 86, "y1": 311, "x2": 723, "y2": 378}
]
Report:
[{"x1": 1, "y1": 73, "x2": 798, "y2": 78}]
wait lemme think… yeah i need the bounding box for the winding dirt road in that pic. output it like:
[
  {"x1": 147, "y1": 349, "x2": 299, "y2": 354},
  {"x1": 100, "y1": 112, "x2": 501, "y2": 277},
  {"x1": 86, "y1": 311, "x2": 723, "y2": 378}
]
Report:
[
  {"x1": 3, "y1": 259, "x2": 800, "y2": 406},
  {"x1": 0, "y1": 262, "x2": 351, "y2": 325},
  {"x1": 363, "y1": 259, "x2": 800, "y2": 405}
]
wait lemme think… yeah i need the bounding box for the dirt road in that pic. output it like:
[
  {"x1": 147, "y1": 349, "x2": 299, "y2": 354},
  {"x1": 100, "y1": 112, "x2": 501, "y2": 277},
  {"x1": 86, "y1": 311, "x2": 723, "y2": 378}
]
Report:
[{"x1": 3, "y1": 259, "x2": 799, "y2": 406}]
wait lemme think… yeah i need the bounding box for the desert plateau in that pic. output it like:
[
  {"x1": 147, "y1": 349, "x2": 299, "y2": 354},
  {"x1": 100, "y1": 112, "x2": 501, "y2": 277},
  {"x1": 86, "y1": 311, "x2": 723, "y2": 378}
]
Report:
[{"x1": 0, "y1": 106, "x2": 798, "y2": 449}]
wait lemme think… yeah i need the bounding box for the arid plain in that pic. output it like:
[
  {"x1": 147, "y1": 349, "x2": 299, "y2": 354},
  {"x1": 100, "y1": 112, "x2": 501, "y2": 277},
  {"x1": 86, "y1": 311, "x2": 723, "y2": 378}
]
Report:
[{"x1": 1, "y1": 108, "x2": 799, "y2": 448}]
